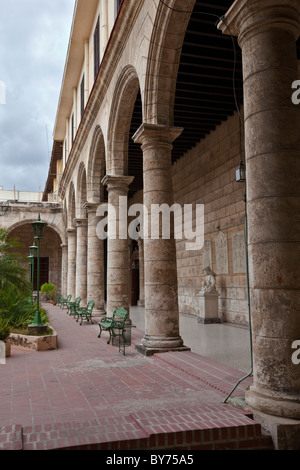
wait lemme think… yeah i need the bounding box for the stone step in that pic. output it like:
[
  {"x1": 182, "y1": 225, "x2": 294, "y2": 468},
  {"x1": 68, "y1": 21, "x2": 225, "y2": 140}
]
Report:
[{"x1": 1, "y1": 405, "x2": 273, "y2": 450}]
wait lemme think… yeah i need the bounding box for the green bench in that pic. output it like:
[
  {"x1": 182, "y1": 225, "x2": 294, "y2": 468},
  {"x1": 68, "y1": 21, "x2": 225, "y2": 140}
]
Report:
[
  {"x1": 60, "y1": 294, "x2": 72, "y2": 309},
  {"x1": 67, "y1": 296, "x2": 81, "y2": 316},
  {"x1": 76, "y1": 300, "x2": 95, "y2": 325},
  {"x1": 98, "y1": 307, "x2": 129, "y2": 355}
]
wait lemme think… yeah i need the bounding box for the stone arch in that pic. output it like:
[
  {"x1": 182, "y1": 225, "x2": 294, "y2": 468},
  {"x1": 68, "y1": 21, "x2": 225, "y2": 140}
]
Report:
[
  {"x1": 7, "y1": 216, "x2": 64, "y2": 247},
  {"x1": 8, "y1": 219, "x2": 63, "y2": 291},
  {"x1": 76, "y1": 162, "x2": 87, "y2": 218},
  {"x1": 67, "y1": 182, "x2": 76, "y2": 228},
  {"x1": 107, "y1": 65, "x2": 141, "y2": 175},
  {"x1": 87, "y1": 125, "x2": 106, "y2": 203},
  {"x1": 144, "y1": 0, "x2": 195, "y2": 125}
]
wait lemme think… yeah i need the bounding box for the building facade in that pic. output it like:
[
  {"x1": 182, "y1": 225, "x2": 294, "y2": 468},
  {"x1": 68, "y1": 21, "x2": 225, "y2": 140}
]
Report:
[{"x1": 1, "y1": 0, "x2": 299, "y2": 448}]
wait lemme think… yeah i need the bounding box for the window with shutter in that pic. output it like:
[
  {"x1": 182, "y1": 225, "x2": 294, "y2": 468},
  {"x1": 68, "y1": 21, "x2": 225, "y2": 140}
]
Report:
[
  {"x1": 71, "y1": 114, "x2": 74, "y2": 144},
  {"x1": 81, "y1": 75, "x2": 85, "y2": 119},
  {"x1": 94, "y1": 17, "x2": 100, "y2": 80}
]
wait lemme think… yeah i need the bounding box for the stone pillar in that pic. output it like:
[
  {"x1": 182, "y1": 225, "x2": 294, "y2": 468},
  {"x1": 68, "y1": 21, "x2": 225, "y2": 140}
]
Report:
[
  {"x1": 84, "y1": 202, "x2": 106, "y2": 316},
  {"x1": 137, "y1": 238, "x2": 145, "y2": 307},
  {"x1": 66, "y1": 228, "x2": 76, "y2": 299},
  {"x1": 102, "y1": 175, "x2": 134, "y2": 316},
  {"x1": 74, "y1": 218, "x2": 88, "y2": 305},
  {"x1": 133, "y1": 123, "x2": 189, "y2": 355},
  {"x1": 219, "y1": 0, "x2": 300, "y2": 431},
  {"x1": 61, "y1": 243, "x2": 68, "y2": 297}
]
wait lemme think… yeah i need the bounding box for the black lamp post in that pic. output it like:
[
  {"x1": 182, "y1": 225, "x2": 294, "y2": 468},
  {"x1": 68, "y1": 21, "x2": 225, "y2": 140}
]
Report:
[{"x1": 29, "y1": 214, "x2": 47, "y2": 330}]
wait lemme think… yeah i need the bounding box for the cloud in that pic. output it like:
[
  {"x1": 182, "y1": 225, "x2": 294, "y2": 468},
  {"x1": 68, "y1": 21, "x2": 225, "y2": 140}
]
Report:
[{"x1": 0, "y1": 0, "x2": 75, "y2": 192}]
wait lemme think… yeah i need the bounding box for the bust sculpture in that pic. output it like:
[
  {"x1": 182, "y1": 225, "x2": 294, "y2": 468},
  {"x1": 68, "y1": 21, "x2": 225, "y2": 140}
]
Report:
[{"x1": 201, "y1": 266, "x2": 216, "y2": 293}]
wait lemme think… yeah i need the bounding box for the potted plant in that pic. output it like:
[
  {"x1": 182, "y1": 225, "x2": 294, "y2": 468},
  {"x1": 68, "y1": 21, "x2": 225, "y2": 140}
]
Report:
[
  {"x1": 0, "y1": 317, "x2": 11, "y2": 358},
  {"x1": 41, "y1": 283, "x2": 56, "y2": 304}
]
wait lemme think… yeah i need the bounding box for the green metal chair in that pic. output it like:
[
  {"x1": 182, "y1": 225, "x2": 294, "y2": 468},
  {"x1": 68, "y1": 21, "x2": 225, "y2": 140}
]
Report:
[
  {"x1": 67, "y1": 297, "x2": 81, "y2": 316},
  {"x1": 76, "y1": 300, "x2": 95, "y2": 325},
  {"x1": 60, "y1": 294, "x2": 72, "y2": 309},
  {"x1": 98, "y1": 307, "x2": 129, "y2": 355}
]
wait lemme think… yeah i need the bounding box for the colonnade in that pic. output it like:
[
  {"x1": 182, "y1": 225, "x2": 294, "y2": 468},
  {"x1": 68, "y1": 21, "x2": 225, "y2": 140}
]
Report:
[{"x1": 60, "y1": 0, "x2": 299, "y2": 445}]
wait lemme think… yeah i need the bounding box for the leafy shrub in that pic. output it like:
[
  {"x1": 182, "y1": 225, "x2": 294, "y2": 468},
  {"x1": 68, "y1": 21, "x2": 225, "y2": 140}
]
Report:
[
  {"x1": 41, "y1": 283, "x2": 56, "y2": 300},
  {"x1": 0, "y1": 285, "x2": 49, "y2": 329}
]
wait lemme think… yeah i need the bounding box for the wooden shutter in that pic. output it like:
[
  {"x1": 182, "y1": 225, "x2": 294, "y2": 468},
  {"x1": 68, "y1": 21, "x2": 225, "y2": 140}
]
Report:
[{"x1": 94, "y1": 17, "x2": 100, "y2": 79}]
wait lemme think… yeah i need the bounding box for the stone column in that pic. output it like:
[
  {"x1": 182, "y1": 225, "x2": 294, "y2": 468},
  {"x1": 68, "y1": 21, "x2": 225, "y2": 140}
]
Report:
[
  {"x1": 66, "y1": 228, "x2": 76, "y2": 299},
  {"x1": 133, "y1": 123, "x2": 189, "y2": 355},
  {"x1": 60, "y1": 243, "x2": 68, "y2": 297},
  {"x1": 137, "y1": 238, "x2": 145, "y2": 307},
  {"x1": 84, "y1": 202, "x2": 106, "y2": 316},
  {"x1": 102, "y1": 175, "x2": 134, "y2": 316},
  {"x1": 219, "y1": 0, "x2": 300, "y2": 425},
  {"x1": 74, "y1": 218, "x2": 88, "y2": 305}
]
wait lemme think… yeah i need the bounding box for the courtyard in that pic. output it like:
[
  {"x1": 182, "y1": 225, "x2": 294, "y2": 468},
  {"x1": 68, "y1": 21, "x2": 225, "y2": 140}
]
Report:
[{"x1": 0, "y1": 302, "x2": 273, "y2": 451}]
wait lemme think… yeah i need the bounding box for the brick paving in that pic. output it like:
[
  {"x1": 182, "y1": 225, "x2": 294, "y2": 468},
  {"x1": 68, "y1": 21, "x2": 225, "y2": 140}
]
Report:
[{"x1": 0, "y1": 303, "x2": 273, "y2": 450}]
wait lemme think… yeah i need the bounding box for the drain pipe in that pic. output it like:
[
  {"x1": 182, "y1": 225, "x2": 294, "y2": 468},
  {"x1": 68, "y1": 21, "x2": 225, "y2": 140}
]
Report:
[{"x1": 223, "y1": 212, "x2": 253, "y2": 403}]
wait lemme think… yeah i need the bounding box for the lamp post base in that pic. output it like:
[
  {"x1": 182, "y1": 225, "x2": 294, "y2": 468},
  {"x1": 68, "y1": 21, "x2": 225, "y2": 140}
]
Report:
[{"x1": 28, "y1": 324, "x2": 48, "y2": 336}]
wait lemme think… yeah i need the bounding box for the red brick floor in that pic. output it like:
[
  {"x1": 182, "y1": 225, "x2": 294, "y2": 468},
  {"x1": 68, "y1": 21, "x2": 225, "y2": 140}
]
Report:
[{"x1": 0, "y1": 303, "x2": 273, "y2": 450}]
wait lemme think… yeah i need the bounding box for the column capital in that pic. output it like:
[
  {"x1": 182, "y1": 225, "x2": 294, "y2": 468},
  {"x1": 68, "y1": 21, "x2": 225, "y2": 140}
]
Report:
[
  {"x1": 218, "y1": 0, "x2": 300, "y2": 45},
  {"x1": 83, "y1": 201, "x2": 99, "y2": 213},
  {"x1": 73, "y1": 218, "x2": 88, "y2": 228},
  {"x1": 66, "y1": 227, "x2": 76, "y2": 235},
  {"x1": 133, "y1": 123, "x2": 183, "y2": 147},
  {"x1": 101, "y1": 175, "x2": 134, "y2": 192},
  {"x1": 60, "y1": 243, "x2": 68, "y2": 249}
]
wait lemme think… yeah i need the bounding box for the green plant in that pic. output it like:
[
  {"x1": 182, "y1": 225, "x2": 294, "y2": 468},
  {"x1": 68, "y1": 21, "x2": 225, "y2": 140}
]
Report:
[
  {"x1": 41, "y1": 283, "x2": 56, "y2": 301},
  {"x1": 0, "y1": 227, "x2": 31, "y2": 295},
  {"x1": 0, "y1": 317, "x2": 10, "y2": 342},
  {"x1": 0, "y1": 285, "x2": 49, "y2": 329}
]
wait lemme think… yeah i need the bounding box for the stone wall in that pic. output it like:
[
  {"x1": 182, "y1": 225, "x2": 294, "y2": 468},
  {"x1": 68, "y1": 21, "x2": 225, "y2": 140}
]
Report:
[{"x1": 172, "y1": 112, "x2": 249, "y2": 325}]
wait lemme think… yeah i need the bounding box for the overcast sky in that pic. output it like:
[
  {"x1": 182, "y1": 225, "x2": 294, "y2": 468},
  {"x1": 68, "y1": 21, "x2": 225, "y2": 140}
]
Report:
[{"x1": 0, "y1": 0, "x2": 75, "y2": 192}]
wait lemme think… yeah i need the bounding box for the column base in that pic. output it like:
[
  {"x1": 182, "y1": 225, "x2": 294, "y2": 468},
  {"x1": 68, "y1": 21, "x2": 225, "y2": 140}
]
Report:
[
  {"x1": 135, "y1": 335, "x2": 190, "y2": 356},
  {"x1": 197, "y1": 317, "x2": 221, "y2": 324},
  {"x1": 246, "y1": 385, "x2": 300, "y2": 420},
  {"x1": 249, "y1": 410, "x2": 300, "y2": 450},
  {"x1": 135, "y1": 344, "x2": 191, "y2": 357}
]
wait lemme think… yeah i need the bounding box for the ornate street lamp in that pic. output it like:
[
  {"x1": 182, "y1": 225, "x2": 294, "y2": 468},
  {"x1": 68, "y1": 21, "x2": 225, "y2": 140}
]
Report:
[{"x1": 29, "y1": 214, "x2": 47, "y2": 331}]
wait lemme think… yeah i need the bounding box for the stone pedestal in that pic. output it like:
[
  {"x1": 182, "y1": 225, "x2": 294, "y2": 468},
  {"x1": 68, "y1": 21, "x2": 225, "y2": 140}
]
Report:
[
  {"x1": 197, "y1": 290, "x2": 220, "y2": 324},
  {"x1": 28, "y1": 325, "x2": 49, "y2": 336},
  {"x1": 133, "y1": 123, "x2": 189, "y2": 355},
  {"x1": 219, "y1": 0, "x2": 300, "y2": 440}
]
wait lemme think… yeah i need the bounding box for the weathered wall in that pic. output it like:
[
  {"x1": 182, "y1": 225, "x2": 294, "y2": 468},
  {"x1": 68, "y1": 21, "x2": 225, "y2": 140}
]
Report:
[{"x1": 172, "y1": 112, "x2": 248, "y2": 325}]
